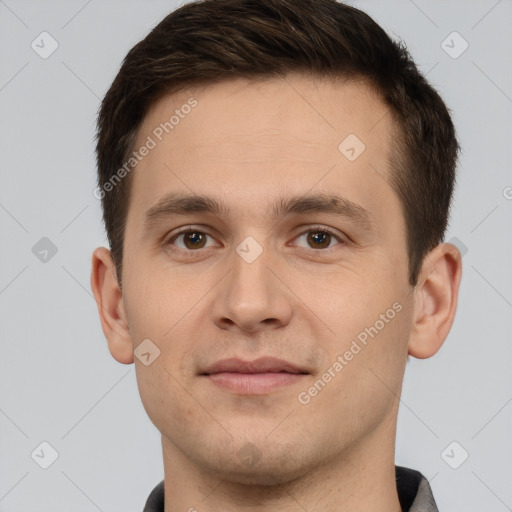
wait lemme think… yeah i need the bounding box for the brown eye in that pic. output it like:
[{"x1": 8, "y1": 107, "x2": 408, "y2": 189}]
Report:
[
  {"x1": 182, "y1": 231, "x2": 207, "y2": 249},
  {"x1": 294, "y1": 227, "x2": 344, "y2": 250},
  {"x1": 169, "y1": 230, "x2": 214, "y2": 251},
  {"x1": 306, "y1": 230, "x2": 332, "y2": 249}
]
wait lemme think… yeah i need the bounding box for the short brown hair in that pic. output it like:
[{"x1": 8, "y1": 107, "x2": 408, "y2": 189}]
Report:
[{"x1": 95, "y1": 0, "x2": 460, "y2": 288}]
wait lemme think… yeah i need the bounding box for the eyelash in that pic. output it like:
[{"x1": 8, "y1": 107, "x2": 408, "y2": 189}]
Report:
[{"x1": 164, "y1": 225, "x2": 346, "y2": 255}]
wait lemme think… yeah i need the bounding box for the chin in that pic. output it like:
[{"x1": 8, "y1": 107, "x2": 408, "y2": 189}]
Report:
[
  {"x1": 222, "y1": 468, "x2": 297, "y2": 486},
  {"x1": 200, "y1": 438, "x2": 314, "y2": 486},
  {"x1": 210, "y1": 458, "x2": 309, "y2": 487}
]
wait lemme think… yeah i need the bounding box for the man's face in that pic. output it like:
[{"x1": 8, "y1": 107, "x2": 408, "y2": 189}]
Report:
[{"x1": 120, "y1": 74, "x2": 414, "y2": 483}]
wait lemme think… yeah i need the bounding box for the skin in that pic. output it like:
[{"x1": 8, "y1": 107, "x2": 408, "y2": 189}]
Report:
[{"x1": 91, "y1": 73, "x2": 462, "y2": 511}]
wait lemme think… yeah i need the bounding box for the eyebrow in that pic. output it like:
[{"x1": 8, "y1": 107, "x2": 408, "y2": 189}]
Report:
[{"x1": 141, "y1": 192, "x2": 377, "y2": 233}]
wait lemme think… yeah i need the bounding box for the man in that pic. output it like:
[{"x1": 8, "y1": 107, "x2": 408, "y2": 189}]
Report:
[{"x1": 90, "y1": 0, "x2": 462, "y2": 510}]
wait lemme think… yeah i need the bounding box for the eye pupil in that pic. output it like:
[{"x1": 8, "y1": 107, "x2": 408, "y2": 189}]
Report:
[
  {"x1": 308, "y1": 231, "x2": 331, "y2": 249},
  {"x1": 184, "y1": 232, "x2": 206, "y2": 249}
]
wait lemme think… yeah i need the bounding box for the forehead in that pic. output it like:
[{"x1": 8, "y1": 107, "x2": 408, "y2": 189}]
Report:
[
  {"x1": 127, "y1": 73, "x2": 400, "y2": 232},
  {"x1": 138, "y1": 74, "x2": 390, "y2": 156}
]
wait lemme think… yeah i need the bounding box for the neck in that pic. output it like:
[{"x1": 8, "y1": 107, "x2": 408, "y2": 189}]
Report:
[{"x1": 160, "y1": 408, "x2": 402, "y2": 512}]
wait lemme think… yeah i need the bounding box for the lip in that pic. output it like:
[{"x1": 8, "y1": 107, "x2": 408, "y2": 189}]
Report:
[
  {"x1": 200, "y1": 357, "x2": 308, "y2": 395},
  {"x1": 201, "y1": 356, "x2": 306, "y2": 375}
]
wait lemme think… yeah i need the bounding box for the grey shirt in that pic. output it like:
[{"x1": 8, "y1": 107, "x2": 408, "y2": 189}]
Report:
[{"x1": 143, "y1": 465, "x2": 438, "y2": 511}]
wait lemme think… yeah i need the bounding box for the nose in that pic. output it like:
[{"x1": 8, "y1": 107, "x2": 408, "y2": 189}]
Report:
[{"x1": 211, "y1": 241, "x2": 293, "y2": 334}]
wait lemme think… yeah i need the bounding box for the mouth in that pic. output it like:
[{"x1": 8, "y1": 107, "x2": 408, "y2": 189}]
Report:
[{"x1": 200, "y1": 357, "x2": 309, "y2": 395}]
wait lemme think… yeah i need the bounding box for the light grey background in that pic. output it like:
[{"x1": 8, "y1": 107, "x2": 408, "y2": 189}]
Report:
[{"x1": 1, "y1": 0, "x2": 511, "y2": 510}]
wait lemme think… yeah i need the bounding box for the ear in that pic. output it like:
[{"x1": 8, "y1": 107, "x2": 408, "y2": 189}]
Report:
[
  {"x1": 90, "y1": 247, "x2": 134, "y2": 364},
  {"x1": 408, "y1": 242, "x2": 463, "y2": 359}
]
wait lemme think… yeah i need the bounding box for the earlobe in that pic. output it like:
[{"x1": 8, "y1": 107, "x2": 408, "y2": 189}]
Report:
[
  {"x1": 408, "y1": 242, "x2": 463, "y2": 359},
  {"x1": 90, "y1": 247, "x2": 134, "y2": 364}
]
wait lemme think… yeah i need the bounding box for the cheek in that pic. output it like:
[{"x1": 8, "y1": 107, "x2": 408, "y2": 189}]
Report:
[
  {"x1": 313, "y1": 271, "x2": 411, "y2": 397},
  {"x1": 123, "y1": 264, "x2": 208, "y2": 381},
  {"x1": 299, "y1": 265, "x2": 392, "y2": 338},
  {"x1": 122, "y1": 262, "x2": 197, "y2": 344},
  {"x1": 298, "y1": 301, "x2": 410, "y2": 438},
  {"x1": 133, "y1": 358, "x2": 195, "y2": 440}
]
